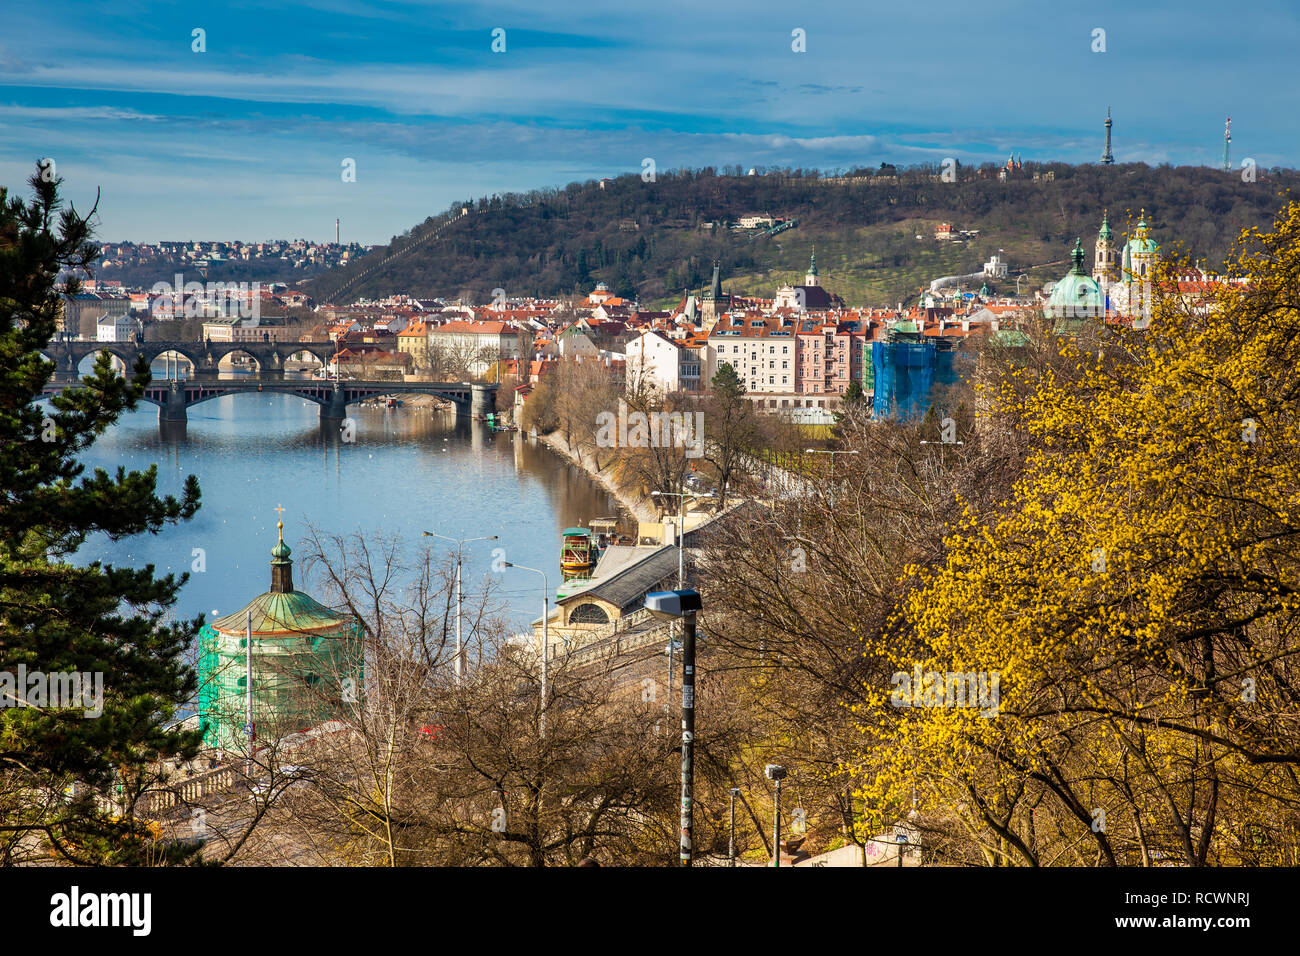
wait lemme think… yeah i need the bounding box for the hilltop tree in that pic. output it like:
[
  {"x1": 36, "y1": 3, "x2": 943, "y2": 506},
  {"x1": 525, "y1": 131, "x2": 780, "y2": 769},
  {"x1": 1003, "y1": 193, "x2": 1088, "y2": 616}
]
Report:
[{"x1": 0, "y1": 167, "x2": 203, "y2": 865}]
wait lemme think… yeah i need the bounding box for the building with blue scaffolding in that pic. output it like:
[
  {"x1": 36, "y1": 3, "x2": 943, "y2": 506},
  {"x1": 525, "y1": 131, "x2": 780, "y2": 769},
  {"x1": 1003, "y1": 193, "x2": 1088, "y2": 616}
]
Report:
[{"x1": 871, "y1": 333, "x2": 969, "y2": 422}]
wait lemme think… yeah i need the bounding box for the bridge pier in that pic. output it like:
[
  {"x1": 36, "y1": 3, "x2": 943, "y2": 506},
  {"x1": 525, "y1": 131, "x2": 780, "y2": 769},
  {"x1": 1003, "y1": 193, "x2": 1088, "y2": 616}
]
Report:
[
  {"x1": 159, "y1": 381, "x2": 188, "y2": 424},
  {"x1": 320, "y1": 384, "x2": 348, "y2": 422},
  {"x1": 470, "y1": 383, "x2": 496, "y2": 419}
]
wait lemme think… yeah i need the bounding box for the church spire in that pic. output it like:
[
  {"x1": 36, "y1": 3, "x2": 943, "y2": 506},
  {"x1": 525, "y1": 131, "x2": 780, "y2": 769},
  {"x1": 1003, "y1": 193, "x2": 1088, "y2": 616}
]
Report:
[
  {"x1": 270, "y1": 505, "x2": 293, "y2": 594},
  {"x1": 1070, "y1": 238, "x2": 1087, "y2": 275}
]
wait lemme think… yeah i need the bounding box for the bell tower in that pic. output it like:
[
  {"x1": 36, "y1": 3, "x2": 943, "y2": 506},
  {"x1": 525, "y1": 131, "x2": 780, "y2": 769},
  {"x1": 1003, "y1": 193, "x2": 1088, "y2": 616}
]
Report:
[
  {"x1": 1093, "y1": 211, "x2": 1116, "y2": 286},
  {"x1": 805, "y1": 248, "x2": 820, "y2": 287}
]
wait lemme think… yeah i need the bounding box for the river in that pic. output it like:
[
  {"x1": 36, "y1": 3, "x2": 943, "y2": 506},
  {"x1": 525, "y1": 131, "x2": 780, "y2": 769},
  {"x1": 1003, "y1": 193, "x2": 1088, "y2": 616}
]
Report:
[{"x1": 70, "y1": 368, "x2": 624, "y2": 635}]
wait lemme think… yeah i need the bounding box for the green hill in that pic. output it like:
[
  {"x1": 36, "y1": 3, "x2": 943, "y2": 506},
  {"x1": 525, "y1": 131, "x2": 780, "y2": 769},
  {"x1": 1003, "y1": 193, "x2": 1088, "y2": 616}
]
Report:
[{"x1": 304, "y1": 162, "x2": 1300, "y2": 308}]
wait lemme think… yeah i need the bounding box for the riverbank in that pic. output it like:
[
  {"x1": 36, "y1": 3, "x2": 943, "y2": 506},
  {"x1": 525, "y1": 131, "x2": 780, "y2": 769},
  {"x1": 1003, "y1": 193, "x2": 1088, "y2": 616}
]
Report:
[
  {"x1": 357, "y1": 392, "x2": 456, "y2": 411},
  {"x1": 534, "y1": 430, "x2": 659, "y2": 525}
]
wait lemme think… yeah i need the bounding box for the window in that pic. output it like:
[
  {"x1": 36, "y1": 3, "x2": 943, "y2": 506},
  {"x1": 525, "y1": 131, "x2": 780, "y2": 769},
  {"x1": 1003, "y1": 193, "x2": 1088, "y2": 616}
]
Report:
[{"x1": 569, "y1": 603, "x2": 609, "y2": 624}]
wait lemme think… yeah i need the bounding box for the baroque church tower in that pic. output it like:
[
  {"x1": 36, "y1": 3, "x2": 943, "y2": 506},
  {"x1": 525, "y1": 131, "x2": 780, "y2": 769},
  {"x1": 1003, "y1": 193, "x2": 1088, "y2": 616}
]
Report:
[{"x1": 1093, "y1": 211, "x2": 1117, "y2": 288}]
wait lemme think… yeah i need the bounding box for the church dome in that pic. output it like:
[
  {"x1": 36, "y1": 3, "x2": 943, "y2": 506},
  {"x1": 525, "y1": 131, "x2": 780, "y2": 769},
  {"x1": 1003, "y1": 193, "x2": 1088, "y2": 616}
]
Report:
[
  {"x1": 210, "y1": 589, "x2": 346, "y2": 638},
  {"x1": 198, "y1": 520, "x2": 361, "y2": 752},
  {"x1": 1125, "y1": 215, "x2": 1159, "y2": 259},
  {"x1": 1045, "y1": 239, "x2": 1105, "y2": 322}
]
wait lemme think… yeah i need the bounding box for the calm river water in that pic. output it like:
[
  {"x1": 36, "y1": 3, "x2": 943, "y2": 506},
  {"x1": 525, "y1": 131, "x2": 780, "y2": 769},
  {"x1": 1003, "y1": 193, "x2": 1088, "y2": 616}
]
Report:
[{"x1": 70, "y1": 369, "x2": 622, "y2": 633}]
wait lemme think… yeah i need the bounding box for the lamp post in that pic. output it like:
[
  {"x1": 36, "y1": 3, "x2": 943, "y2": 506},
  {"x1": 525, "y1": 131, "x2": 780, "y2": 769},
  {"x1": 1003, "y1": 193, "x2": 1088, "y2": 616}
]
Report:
[
  {"x1": 766, "y1": 764, "x2": 787, "y2": 868},
  {"x1": 503, "y1": 561, "x2": 549, "y2": 737},
  {"x1": 645, "y1": 588, "x2": 703, "y2": 866},
  {"x1": 422, "y1": 531, "x2": 498, "y2": 685},
  {"x1": 651, "y1": 489, "x2": 686, "y2": 716},
  {"x1": 650, "y1": 488, "x2": 712, "y2": 717},
  {"x1": 244, "y1": 608, "x2": 255, "y2": 779},
  {"x1": 729, "y1": 787, "x2": 741, "y2": 866}
]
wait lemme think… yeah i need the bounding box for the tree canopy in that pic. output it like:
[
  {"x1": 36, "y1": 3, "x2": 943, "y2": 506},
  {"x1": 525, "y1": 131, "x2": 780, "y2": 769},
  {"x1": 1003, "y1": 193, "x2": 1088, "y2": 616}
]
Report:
[{"x1": 0, "y1": 167, "x2": 202, "y2": 865}]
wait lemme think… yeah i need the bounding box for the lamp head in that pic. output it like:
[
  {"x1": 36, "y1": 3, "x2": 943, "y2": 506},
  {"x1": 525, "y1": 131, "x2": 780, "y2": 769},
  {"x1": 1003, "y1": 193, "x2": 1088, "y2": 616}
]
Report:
[
  {"x1": 765, "y1": 764, "x2": 787, "y2": 781},
  {"x1": 644, "y1": 588, "x2": 702, "y2": 620}
]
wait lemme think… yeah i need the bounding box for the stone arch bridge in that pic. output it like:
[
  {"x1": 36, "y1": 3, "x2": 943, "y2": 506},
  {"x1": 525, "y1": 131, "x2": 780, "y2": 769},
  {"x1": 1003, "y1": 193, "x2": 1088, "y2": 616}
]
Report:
[
  {"x1": 41, "y1": 341, "x2": 495, "y2": 423},
  {"x1": 44, "y1": 338, "x2": 335, "y2": 379}
]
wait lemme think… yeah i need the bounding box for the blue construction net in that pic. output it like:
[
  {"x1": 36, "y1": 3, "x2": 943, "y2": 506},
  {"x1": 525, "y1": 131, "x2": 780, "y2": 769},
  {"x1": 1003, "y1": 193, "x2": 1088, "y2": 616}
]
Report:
[{"x1": 872, "y1": 341, "x2": 962, "y2": 421}]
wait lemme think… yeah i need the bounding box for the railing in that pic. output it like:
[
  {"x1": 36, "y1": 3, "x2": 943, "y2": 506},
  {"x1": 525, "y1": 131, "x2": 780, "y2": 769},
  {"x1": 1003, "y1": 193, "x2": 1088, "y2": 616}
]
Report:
[
  {"x1": 560, "y1": 616, "x2": 674, "y2": 669},
  {"x1": 139, "y1": 764, "x2": 239, "y2": 815}
]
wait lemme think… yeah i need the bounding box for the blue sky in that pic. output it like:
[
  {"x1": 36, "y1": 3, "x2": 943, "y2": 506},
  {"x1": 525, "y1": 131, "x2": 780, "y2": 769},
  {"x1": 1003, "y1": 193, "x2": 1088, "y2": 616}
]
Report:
[{"x1": 2, "y1": 0, "x2": 1296, "y2": 243}]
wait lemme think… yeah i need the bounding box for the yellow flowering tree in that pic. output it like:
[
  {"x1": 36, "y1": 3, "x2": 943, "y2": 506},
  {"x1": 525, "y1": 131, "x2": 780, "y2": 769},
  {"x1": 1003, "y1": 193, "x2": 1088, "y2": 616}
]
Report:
[{"x1": 851, "y1": 202, "x2": 1300, "y2": 866}]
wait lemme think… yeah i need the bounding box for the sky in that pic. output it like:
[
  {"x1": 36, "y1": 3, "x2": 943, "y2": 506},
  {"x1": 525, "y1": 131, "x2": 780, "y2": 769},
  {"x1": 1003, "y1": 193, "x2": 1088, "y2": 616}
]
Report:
[{"x1": 1, "y1": 0, "x2": 1296, "y2": 244}]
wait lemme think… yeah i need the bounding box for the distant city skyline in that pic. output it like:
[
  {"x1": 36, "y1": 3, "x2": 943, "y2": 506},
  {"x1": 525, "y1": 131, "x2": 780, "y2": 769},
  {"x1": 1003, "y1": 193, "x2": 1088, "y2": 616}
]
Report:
[{"x1": 2, "y1": 0, "x2": 1296, "y2": 243}]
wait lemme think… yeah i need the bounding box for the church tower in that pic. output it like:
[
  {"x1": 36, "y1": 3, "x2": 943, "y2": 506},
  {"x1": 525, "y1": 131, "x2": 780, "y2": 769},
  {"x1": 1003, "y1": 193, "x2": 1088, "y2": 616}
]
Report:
[
  {"x1": 805, "y1": 248, "x2": 820, "y2": 287},
  {"x1": 1093, "y1": 211, "x2": 1116, "y2": 286},
  {"x1": 700, "y1": 260, "x2": 729, "y2": 323}
]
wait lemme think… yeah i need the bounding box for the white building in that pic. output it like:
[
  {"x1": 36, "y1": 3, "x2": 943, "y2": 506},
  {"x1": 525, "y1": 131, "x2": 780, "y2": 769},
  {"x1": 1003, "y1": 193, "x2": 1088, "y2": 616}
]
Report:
[
  {"x1": 427, "y1": 320, "x2": 523, "y2": 376},
  {"x1": 372, "y1": 315, "x2": 409, "y2": 334},
  {"x1": 983, "y1": 254, "x2": 1009, "y2": 279},
  {"x1": 624, "y1": 329, "x2": 708, "y2": 394},
  {"x1": 96, "y1": 313, "x2": 137, "y2": 342}
]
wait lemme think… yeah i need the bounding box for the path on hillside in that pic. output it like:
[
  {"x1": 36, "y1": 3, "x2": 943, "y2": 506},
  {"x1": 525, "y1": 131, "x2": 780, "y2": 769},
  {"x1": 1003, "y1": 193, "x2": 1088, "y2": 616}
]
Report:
[{"x1": 320, "y1": 207, "x2": 478, "y2": 303}]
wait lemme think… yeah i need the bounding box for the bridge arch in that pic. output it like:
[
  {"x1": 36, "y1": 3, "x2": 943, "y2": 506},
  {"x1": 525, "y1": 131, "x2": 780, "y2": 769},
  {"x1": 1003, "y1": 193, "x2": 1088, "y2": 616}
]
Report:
[
  {"x1": 282, "y1": 345, "x2": 330, "y2": 367},
  {"x1": 75, "y1": 346, "x2": 134, "y2": 377},
  {"x1": 152, "y1": 348, "x2": 197, "y2": 378},
  {"x1": 214, "y1": 347, "x2": 263, "y2": 375}
]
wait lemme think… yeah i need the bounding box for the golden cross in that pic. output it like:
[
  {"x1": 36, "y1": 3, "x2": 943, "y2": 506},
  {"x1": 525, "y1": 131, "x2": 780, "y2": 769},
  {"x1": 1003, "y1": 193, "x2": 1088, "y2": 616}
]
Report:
[{"x1": 275, "y1": 504, "x2": 285, "y2": 520}]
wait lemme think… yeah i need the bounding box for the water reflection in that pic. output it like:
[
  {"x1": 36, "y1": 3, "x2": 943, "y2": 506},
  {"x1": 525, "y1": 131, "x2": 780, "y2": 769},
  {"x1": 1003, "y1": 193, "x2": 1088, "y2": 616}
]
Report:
[{"x1": 75, "y1": 389, "x2": 623, "y2": 630}]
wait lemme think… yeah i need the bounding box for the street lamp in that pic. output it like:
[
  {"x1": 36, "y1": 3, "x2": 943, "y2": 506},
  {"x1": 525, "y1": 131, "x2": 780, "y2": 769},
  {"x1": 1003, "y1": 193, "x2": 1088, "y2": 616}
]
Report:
[
  {"x1": 651, "y1": 488, "x2": 687, "y2": 717},
  {"x1": 904, "y1": 806, "x2": 920, "y2": 867},
  {"x1": 650, "y1": 488, "x2": 713, "y2": 717},
  {"x1": 645, "y1": 587, "x2": 703, "y2": 866},
  {"x1": 766, "y1": 764, "x2": 787, "y2": 868},
  {"x1": 729, "y1": 787, "x2": 741, "y2": 867},
  {"x1": 422, "y1": 531, "x2": 498, "y2": 684},
  {"x1": 502, "y1": 561, "x2": 549, "y2": 737}
]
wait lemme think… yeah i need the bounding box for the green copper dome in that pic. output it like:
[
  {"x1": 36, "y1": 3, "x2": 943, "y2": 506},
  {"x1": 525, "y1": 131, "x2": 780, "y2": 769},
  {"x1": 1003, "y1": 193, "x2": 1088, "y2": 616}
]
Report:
[
  {"x1": 1125, "y1": 214, "x2": 1159, "y2": 258},
  {"x1": 1098, "y1": 212, "x2": 1112, "y2": 241},
  {"x1": 1045, "y1": 239, "x2": 1104, "y2": 323},
  {"x1": 210, "y1": 590, "x2": 346, "y2": 637}
]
